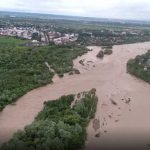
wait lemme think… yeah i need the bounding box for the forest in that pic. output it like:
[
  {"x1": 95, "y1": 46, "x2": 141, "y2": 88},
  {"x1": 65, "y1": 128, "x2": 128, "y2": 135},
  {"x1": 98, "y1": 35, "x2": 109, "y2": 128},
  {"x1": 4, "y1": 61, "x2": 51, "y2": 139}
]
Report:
[
  {"x1": 127, "y1": 50, "x2": 150, "y2": 83},
  {"x1": 2, "y1": 15, "x2": 150, "y2": 47},
  {"x1": 1, "y1": 89, "x2": 98, "y2": 150},
  {"x1": 0, "y1": 37, "x2": 87, "y2": 110}
]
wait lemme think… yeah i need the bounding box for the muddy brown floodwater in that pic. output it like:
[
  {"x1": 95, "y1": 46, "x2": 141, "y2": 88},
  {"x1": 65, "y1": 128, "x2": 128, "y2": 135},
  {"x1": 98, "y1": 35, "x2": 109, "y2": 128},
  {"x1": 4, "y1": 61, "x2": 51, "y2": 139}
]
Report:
[{"x1": 1, "y1": 42, "x2": 150, "y2": 149}]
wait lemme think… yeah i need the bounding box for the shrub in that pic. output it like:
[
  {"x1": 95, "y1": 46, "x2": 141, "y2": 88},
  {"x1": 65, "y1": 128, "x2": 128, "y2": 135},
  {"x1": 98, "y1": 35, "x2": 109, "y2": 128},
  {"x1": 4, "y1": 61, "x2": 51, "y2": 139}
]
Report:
[
  {"x1": 104, "y1": 49, "x2": 113, "y2": 55},
  {"x1": 97, "y1": 50, "x2": 104, "y2": 58}
]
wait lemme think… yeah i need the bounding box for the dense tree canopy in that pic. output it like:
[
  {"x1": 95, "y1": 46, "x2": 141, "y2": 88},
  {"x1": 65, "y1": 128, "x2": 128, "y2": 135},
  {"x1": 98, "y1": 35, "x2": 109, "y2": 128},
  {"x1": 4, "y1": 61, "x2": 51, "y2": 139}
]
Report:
[
  {"x1": 127, "y1": 50, "x2": 150, "y2": 83},
  {"x1": 0, "y1": 37, "x2": 87, "y2": 110},
  {"x1": 1, "y1": 89, "x2": 98, "y2": 150}
]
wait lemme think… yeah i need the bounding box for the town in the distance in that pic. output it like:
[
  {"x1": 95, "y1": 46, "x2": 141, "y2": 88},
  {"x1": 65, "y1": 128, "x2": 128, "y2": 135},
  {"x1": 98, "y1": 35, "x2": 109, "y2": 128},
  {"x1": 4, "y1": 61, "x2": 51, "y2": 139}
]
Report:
[
  {"x1": 1, "y1": 10, "x2": 150, "y2": 150},
  {"x1": 1, "y1": 11, "x2": 150, "y2": 46}
]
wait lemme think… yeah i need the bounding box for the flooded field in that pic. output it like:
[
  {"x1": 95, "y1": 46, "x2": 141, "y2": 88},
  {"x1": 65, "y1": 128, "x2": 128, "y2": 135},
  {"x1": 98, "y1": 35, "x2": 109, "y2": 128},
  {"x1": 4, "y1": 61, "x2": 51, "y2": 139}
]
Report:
[{"x1": 1, "y1": 42, "x2": 150, "y2": 149}]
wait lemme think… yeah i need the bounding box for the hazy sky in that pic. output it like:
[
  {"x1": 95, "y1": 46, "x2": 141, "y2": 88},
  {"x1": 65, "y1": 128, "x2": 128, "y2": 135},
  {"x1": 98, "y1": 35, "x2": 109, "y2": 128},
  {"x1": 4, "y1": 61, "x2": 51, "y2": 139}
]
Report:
[{"x1": 0, "y1": 0, "x2": 150, "y2": 20}]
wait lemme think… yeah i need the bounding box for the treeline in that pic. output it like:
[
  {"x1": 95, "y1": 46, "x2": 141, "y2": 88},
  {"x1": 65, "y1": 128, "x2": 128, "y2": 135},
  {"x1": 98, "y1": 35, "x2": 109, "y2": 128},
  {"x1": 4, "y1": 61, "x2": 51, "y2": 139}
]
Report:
[
  {"x1": 1, "y1": 89, "x2": 98, "y2": 150},
  {"x1": 0, "y1": 37, "x2": 88, "y2": 110},
  {"x1": 77, "y1": 30, "x2": 150, "y2": 46},
  {"x1": 127, "y1": 50, "x2": 150, "y2": 83}
]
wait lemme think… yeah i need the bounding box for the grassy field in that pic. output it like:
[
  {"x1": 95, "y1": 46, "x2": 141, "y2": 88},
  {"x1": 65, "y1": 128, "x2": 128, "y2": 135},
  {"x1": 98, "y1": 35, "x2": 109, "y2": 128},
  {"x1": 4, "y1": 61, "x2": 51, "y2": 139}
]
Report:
[
  {"x1": 0, "y1": 37, "x2": 87, "y2": 110},
  {"x1": 127, "y1": 50, "x2": 150, "y2": 83},
  {"x1": 1, "y1": 89, "x2": 98, "y2": 150}
]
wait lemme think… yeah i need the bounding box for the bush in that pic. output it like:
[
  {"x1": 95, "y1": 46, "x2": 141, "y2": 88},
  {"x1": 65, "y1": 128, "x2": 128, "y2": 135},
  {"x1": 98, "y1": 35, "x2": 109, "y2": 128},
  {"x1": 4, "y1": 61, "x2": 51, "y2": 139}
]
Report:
[
  {"x1": 97, "y1": 50, "x2": 104, "y2": 58},
  {"x1": 104, "y1": 49, "x2": 113, "y2": 55}
]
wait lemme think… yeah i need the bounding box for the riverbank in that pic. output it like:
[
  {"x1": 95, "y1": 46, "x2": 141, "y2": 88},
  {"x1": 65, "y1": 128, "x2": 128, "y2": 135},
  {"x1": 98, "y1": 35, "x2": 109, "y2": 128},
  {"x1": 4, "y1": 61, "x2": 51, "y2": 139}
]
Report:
[
  {"x1": 0, "y1": 37, "x2": 88, "y2": 110},
  {"x1": 1, "y1": 42, "x2": 150, "y2": 149},
  {"x1": 1, "y1": 90, "x2": 98, "y2": 150}
]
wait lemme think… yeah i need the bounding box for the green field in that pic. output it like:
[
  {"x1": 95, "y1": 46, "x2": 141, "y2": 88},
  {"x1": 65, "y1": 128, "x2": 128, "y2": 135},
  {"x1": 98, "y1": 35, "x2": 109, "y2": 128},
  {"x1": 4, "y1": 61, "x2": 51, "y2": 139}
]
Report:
[
  {"x1": 0, "y1": 37, "x2": 87, "y2": 110},
  {"x1": 1, "y1": 89, "x2": 98, "y2": 150}
]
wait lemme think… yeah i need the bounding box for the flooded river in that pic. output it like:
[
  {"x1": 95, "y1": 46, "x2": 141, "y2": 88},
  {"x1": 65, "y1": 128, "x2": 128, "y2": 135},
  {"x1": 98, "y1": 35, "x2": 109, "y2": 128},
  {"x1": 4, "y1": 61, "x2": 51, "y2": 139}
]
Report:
[{"x1": 1, "y1": 42, "x2": 150, "y2": 149}]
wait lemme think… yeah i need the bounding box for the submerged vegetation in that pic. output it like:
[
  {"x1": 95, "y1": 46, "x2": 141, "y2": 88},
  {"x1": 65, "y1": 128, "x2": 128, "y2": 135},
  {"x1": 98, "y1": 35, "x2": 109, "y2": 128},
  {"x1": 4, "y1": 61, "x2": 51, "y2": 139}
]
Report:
[
  {"x1": 127, "y1": 50, "x2": 150, "y2": 83},
  {"x1": 97, "y1": 46, "x2": 113, "y2": 59},
  {"x1": 1, "y1": 89, "x2": 98, "y2": 150},
  {"x1": 0, "y1": 37, "x2": 87, "y2": 110},
  {"x1": 97, "y1": 50, "x2": 104, "y2": 58},
  {"x1": 103, "y1": 49, "x2": 113, "y2": 55}
]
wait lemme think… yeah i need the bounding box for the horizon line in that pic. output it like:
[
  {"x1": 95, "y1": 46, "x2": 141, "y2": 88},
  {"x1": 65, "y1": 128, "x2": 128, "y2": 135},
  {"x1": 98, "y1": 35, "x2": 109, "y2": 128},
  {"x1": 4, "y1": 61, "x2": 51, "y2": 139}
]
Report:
[{"x1": 0, "y1": 10, "x2": 150, "y2": 23}]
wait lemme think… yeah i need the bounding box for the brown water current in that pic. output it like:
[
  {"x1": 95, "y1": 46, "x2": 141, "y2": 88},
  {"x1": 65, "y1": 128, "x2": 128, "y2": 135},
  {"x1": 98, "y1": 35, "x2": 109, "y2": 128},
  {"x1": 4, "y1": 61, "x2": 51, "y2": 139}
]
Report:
[{"x1": 1, "y1": 42, "x2": 150, "y2": 149}]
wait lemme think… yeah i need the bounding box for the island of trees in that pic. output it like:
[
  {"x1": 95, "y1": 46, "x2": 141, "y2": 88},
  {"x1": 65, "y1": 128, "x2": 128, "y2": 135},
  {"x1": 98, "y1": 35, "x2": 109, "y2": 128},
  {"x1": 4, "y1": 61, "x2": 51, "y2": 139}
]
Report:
[{"x1": 1, "y1": 89, "x2": 98, "y2": 150}]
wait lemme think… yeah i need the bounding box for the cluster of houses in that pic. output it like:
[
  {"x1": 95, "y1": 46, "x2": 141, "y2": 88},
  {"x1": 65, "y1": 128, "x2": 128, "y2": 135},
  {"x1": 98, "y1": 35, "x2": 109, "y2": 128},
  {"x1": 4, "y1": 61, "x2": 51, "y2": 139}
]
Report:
[
  {"x1": 1, "y1": 26, "x2": 145, "y2": 47},
  {"x1": 53, "y1": 33, "x2": 78, "y2": 45},
  {"x1": 0, "y1": 27, "x2": 78, "y2": 45},
  {"x1": 0, "y1": 27, "x2": 34, "y2": 39}
]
